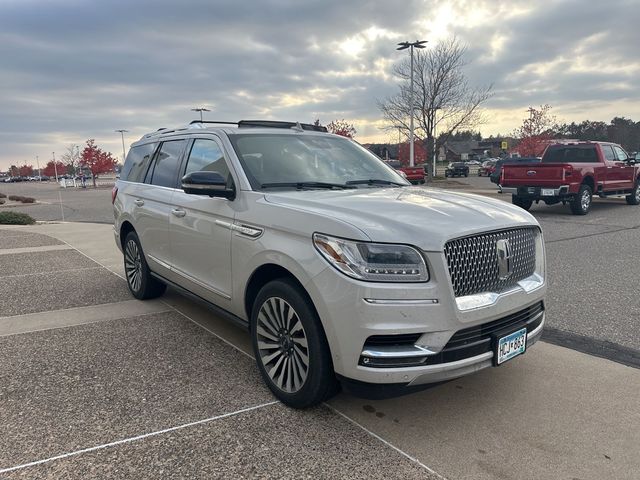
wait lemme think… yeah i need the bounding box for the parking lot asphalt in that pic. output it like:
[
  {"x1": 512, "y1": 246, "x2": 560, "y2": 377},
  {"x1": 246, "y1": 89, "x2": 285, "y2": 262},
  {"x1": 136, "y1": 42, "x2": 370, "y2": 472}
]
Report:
[{"x1": 1, "y1": 223, "x2": 638, "y2": 480}]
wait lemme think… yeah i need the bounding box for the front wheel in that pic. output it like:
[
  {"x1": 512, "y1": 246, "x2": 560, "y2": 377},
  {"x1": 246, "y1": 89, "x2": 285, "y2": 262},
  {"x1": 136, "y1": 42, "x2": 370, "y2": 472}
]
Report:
[
  {"x1": 626, "y1": 180, "x2": 640, "y2": 205},
  {"x1": 251, "y1": 279, "x2": 337, "y2": 408},
  {"x1": 512, "y1": 195, "x2": 533, "y2": 210},
  {"x1": 570, "y1": 184, "x2": 592, "y2": 215}
]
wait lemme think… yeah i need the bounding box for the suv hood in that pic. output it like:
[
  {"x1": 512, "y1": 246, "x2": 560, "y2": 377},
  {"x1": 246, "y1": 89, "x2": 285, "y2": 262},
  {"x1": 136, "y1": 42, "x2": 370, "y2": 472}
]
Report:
[{"x1": 264, "y1": 187, "x2": 539, "y2": 251}]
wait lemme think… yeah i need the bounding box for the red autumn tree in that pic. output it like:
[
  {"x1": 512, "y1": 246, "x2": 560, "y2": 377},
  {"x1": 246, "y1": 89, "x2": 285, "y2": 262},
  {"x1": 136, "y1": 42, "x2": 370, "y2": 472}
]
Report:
[
  {"x1": 326, "y1": 119, "x2": 357, "y2": 138},
  {"x1": 80, "y1": 139, "x2": 118, "y2": 187},
  {"x1": 18, "y1": 164, "x2": 34, "y2": 177},
  {"x1": 513, "y1": 105, "x2": 556, "y2": 157},
  {"x1": 42, "y1": 160, "x2": 66, "y2": 178}
]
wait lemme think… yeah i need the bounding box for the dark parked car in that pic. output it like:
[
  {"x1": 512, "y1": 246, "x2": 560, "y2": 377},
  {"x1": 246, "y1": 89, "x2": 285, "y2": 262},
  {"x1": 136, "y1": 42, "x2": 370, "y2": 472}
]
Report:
[
  {"x1": 445, "y1": 162, "x2": 469, "y2": 178},
  {"x1": 490, "y1": 157, "x2": 541, "y2": 184}
]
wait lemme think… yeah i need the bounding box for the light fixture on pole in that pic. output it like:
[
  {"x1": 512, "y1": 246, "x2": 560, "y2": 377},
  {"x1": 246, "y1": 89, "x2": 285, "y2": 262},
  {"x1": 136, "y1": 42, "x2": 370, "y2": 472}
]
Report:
[
  {"x1": 115, "y1": 129, "x2": 128, "y2": 164},
  {"x1": 397, "y1": 40, "x2": 427, "y2": 167},
  {"x1": 191, "y1": 107, "x2": 210, "y2": 122}
]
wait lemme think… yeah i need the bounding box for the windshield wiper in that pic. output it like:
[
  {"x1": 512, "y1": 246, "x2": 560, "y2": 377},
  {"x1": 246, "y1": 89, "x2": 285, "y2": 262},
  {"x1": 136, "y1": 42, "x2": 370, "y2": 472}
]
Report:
[
  {"x1": 260, "y1": 181, "x2": 356, "y2": 190},
  {"x1": 345, "y1": 179, "x2": 407, "y2": 187}
]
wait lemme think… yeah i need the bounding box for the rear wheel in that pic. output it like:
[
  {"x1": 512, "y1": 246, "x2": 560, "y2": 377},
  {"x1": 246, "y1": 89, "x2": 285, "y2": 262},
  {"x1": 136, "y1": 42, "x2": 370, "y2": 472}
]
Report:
[
  {"x1": 626, "y1": 180, "x2": 640, "y2": 205},
  {"x1": 512, "y1": 195, "x2": 533, "y2": 211},
  {"x1": 570, "y1": 184, "x2": 592, "y2": 215},
  {"x1": 251, "y1": 279, "x2": 337, "y2": 408},
  {"x1": 123, "y1": 231, "x2": 166, "y2": 300}
]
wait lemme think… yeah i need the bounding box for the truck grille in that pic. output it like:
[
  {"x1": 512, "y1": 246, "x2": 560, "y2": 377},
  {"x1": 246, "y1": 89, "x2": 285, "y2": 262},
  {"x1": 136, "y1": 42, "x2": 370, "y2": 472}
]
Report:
[{"x1": 444, "y1": 227, "x2": 537, "y2": 297}]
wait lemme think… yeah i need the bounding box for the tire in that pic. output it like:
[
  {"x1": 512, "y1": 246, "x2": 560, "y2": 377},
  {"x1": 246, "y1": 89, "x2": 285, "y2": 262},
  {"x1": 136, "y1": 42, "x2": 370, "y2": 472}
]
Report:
[
  {"x1": 464, "y1": 172, "x2": 468, "y2": 177},
  {"x1": 626, "y1": 180, "x2": 640, "y2": 205},
  {"x1": 123, "y1": 231, "x2": 166, "y2": 300},
  {"x1": 570, "y1": 184, "x2": 592, "y2": 215},
  {"x1": 250, "y1": 279, "x2": 337, "y2": 408},
  {"x1": 512, "y1": 195, "x2": 533, "y2": 211}
]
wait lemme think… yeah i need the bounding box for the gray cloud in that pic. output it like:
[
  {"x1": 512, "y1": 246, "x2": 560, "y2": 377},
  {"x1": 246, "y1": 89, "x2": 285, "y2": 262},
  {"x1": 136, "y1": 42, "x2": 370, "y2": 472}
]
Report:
[{"x1": 0, "y1": 0, "x2": 639, "y2": 168}]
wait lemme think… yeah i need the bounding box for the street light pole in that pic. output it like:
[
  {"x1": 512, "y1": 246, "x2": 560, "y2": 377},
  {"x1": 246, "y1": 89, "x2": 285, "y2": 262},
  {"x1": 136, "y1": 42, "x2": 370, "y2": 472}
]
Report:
[
  {"x1": 115, "y1": 129, "x2": 128, "y2": 164},
  {"x1": 397, "y1": 40, "x2": 427, "y2": 167},
  {"x1": 52, "y1": 151, "x2": 58, "y2": 183},
  {"x1": 191, "y1": 107, "x2": 210, "y2": 122},
  {"x1": 36, "y1": 155, "x2": 40, "y2": 181}
]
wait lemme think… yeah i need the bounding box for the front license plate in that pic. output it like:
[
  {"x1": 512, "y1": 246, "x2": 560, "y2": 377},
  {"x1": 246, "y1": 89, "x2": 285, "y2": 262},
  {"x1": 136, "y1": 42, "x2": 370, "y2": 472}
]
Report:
[
  {"x1": 541, "y1": 188, "x2": 555, "y2": 196},
  {"x1": 496, "y1": 328, "x2": 527, "y2": 365}
]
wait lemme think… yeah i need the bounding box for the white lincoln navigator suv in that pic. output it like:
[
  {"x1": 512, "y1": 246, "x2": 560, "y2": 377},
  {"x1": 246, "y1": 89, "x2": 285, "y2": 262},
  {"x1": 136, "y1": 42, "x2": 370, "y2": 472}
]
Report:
[{"x1": 113, "y1": 120, "x2": 547, "y2": 408}]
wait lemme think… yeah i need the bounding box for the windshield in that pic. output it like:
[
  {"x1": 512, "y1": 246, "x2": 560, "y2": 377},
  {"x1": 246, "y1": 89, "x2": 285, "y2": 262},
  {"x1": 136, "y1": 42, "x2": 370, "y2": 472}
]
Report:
[{"x1": 228, "y1": 133, "x2": 409, "y2": 189}]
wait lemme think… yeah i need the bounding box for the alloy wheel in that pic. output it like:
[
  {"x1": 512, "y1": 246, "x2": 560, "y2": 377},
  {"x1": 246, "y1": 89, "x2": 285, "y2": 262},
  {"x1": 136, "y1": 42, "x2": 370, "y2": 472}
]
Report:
[
  {"x1": 124, "y1": 239, "x2": 142, "y2": 292},
  {"x1": 581, "y1": 190, "x2": 591, "y2": 211},
  {"x1": 256, "y1": 297, "x2": 309, "y2": 393}
]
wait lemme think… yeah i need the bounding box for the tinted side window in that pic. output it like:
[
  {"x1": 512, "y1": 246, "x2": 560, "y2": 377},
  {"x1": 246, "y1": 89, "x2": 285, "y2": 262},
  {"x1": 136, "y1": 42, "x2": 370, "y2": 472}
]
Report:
[
  {"x1": 184, "y1": 139, "x2": 231, "y2": 185},
  {"x1": 150, "y1": 140, "x2": 186, "y2": 188},
  {"x1": 601, "y1": 145, "x2": 616, "y2": 161},
  {"x1": 613, "y1": 146, "x2": 628, "y2": 161},
  {"x1": 120, "y1": 143, "x2": 156, "y2": 182},
  {"x1": 542, "y1": 146, "x2": 598, "y2": 163}
]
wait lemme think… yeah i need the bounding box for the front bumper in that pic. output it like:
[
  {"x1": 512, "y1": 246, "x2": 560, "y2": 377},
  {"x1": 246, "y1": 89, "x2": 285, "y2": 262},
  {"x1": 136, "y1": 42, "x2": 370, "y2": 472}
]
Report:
[
  {"x1": 305, "y1": 250, "x2": 547, "y2": 386},
  {"x1": 500, "y1": 185, "x2": 571, "y2": 197}
]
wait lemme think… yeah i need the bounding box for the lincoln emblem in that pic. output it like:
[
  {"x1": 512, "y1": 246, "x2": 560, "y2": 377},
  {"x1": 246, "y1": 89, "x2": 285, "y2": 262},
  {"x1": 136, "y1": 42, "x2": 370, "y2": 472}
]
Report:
[{"x1": 496, "y1": 239, "x2": 513, "y2": 280}]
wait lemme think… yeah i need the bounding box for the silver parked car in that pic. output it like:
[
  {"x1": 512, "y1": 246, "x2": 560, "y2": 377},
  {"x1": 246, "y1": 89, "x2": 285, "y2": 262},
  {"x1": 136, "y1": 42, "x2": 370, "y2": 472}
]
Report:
[{"x1": 113, "y1": 120, "x2": 547, "y2": 408}]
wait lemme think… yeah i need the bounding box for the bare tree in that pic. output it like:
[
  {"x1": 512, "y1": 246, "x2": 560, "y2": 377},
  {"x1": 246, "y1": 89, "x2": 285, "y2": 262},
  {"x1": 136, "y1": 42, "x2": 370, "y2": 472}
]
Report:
[
  {"x1": 60, "y1": 144, "x2": 81, "y2": 175},
  {"x1": 378, "y1": 37, "x2": 493, "y2": 176}
]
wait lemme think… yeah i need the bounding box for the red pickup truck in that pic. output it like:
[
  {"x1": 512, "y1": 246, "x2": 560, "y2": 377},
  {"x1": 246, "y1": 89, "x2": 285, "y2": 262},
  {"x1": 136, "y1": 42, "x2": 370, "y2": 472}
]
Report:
[
  {"x1": 385, "y1": 160, "x2": 426, "y2": 184},
  {"x1": 501, "y1": 141, "x2": 640, "y2": 215}
]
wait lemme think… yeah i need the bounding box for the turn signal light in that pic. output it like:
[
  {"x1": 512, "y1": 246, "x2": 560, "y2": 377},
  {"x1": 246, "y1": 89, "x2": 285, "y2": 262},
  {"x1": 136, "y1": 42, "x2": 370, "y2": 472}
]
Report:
[{"x1": 111, "y1": 186, "x2": 118, "y2": 204}]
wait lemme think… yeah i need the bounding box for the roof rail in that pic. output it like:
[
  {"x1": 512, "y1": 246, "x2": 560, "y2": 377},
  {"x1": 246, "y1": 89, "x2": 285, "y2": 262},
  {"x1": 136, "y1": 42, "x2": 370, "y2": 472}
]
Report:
[
  {"x1": 238, "y1": 120, "x2": 328, "y2": 132},
  {"x1": 188, "y1": 120, "x2": 239, "y2": 126},
  {"x1": 142, "y1": 119, "x2": 329, "y2": 140}
]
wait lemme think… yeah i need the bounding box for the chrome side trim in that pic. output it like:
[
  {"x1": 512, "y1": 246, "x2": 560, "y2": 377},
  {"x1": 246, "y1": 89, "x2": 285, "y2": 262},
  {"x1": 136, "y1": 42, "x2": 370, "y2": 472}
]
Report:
[
  {"x1": 215, "y1": 220, "x2": 233, "y2": 230},
  {"x1": 147, "y1": 254, "x2": 172, "y2": 272},
  {"x1": 169, "y1": 266, "x2": 232, "y2": 300},
  {"x1": 232, "y1": 223, "x2": 263, "y2": 238},
  {"x1": 363, "y1": 298, "x2": 439, "y2": 305}
]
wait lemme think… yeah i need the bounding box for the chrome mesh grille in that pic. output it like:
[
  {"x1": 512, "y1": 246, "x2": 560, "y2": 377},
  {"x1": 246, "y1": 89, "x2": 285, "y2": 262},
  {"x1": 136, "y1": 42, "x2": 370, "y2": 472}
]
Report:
[{"x1": 444, "y1": 227, "x2": 537, "y2": 297}]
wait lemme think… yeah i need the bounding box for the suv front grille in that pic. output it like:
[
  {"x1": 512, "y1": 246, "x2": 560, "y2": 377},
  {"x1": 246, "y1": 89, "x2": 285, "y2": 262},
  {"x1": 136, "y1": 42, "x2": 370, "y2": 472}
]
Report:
[{"x1": 444, "y1": 227, "x2": 537, "y2": 297}]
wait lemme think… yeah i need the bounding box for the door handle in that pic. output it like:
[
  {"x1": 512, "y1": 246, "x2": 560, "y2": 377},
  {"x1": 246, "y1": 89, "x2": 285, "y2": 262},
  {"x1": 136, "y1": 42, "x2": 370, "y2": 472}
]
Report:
[
  {"x1": 134, "y1": 199, "x2": 145, "y2": 206},
  {"x1": 171, "y1": 208, "x2": 186, "y2": 218}
]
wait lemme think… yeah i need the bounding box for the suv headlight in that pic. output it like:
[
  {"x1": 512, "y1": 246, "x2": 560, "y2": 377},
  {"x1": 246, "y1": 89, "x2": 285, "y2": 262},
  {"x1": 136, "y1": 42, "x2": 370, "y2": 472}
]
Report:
[{"x1": 313, "y1": 233, "x2": 429, "y2": 282}]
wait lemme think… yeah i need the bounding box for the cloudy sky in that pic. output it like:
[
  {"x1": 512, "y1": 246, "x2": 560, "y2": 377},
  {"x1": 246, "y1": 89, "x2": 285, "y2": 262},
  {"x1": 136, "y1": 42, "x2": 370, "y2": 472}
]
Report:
[{"x1": 1, "y1": 0, "x2": 639, "y2": 169}]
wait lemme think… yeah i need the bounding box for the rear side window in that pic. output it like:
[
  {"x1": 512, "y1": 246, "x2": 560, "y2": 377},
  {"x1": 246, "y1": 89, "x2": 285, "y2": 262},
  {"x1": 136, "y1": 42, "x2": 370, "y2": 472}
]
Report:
[
  {"x1": 542, "y1": 145, "x2": 598, "y2": 163},
  {"x1": 149, "y1": 140, "x2": 186, "y2": 188},
  {"x1": 601, "y1": 145, "x2": 616, "y2": 161},
  {"x1": 120, "y1": 143, "x2": 156, "y2": 182},
  {"x1": 184, "y1": 139, "x2": 231, "y2": 185}
]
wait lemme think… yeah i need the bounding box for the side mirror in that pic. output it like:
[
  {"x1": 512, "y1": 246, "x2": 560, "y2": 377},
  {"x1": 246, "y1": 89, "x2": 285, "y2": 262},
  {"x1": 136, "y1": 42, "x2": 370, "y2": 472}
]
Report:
[{"x1": 181, "y1": 171, "x2": 235, "y2": 199}]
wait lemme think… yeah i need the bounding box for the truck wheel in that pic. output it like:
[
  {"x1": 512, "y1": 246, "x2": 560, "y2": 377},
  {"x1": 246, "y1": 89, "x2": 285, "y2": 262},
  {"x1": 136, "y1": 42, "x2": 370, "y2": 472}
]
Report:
[
  {"x1": 570, "y1": 184, "x2": 592, "y2": 215},
  {"x1": 250, "y1": 279, "x2": 337, "y2": 408},
  {"x1": 625, "y1": 180, "x2": 640, "y2": 205},
  {"x1": 512, "y1": 195, "x2": 533, "y2": 211}
]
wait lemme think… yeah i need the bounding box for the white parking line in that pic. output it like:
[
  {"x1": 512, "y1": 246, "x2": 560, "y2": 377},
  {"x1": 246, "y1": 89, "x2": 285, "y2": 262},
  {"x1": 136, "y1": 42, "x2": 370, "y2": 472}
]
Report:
[
  {"x1": 325, "y1": 404, "x2": 448, "y2": 479},
  {"x1": 0, "y1": 401, "x2": 280, "y2": 474},
  {"x1": 0, "y1": 266, "x2": 102, "y2": 279}
]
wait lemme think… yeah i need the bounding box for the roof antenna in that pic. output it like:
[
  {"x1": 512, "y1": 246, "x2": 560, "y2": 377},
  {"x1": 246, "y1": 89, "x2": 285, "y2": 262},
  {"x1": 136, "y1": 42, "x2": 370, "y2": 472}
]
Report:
[{"x1": 291, "y1": 121, "x2": 304, "y2": 133}]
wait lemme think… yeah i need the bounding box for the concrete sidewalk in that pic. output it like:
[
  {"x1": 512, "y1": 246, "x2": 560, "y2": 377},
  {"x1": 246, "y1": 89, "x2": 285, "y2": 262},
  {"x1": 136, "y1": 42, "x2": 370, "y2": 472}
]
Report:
[{"x1": 2, "y1": 222, "x2": 639, "y2": 480}]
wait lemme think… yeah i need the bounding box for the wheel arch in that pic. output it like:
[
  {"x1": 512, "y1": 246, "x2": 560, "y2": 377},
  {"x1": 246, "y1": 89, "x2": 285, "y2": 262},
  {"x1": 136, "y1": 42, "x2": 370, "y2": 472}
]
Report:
[
  {"x1": 581, "y1": 175, "x2": 595, "y2": 191},
  {"x1": 119, "y1": 220, "x2": 136, "y2": 250}
]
